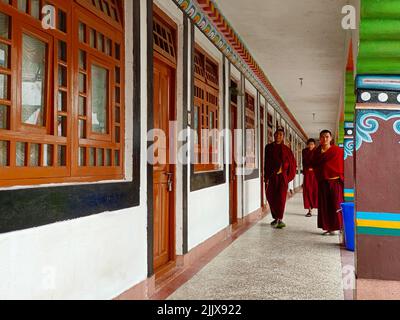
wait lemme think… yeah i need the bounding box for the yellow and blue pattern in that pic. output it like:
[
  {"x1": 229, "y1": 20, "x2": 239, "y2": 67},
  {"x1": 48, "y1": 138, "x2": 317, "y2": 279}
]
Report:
[{"x1": 357, "y1": 211, "x2": 400, "y2": 237}]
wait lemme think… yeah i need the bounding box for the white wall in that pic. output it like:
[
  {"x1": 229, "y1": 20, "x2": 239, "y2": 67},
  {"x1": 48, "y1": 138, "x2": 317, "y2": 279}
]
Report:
[
  {"x1": 188, "y1": 184, "x2": 229, "y2": 250},
  {"x1": 0, "y1": 0, "x2": 149, "y2": 300},
  {"x1": 244, "y1": 178, "x2": 260, "y2": 216},
  {"x1": 0, "y1": 208, "x2": 148, "y2": 300}
]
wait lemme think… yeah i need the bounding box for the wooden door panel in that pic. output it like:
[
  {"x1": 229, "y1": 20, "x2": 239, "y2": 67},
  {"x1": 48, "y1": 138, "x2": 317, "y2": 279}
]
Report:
[
  {"x1": 153, "y1": 58, "x2": 174, "y2": 271},
  {"x1": 229, "y1": 104, "x2": 238, "y2": 224}
]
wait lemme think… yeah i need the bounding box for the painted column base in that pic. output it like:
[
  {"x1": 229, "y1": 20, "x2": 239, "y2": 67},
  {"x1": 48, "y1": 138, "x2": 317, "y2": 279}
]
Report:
[{"x1": 356, "y1": 279, "x2": 400, "y2": 300}]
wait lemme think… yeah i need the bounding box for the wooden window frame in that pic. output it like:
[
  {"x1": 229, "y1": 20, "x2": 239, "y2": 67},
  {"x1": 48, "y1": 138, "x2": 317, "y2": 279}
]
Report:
[
  {"x1": 0, "y1": 0, "x2": 125, "y2": 187},
  {"x1": 245, "y1": 91, "x2": 256, "y2": 170},
  {"x1": 193, "y1": 44, "x2": 221, "y2": 173}
]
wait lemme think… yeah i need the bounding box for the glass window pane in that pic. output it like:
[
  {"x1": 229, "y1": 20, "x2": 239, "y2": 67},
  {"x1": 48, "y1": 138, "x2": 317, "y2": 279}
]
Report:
[
  {"x1": 58, "y1": 41, "x2": 67, "y2": 62},
  {"x1": 79, "y1": 119, "x2": 86, "y2": 138},
  {"x1": 97, "y1": 148, "x2": 103, "y2": 166},
  {"x1": 113, "y1": 8, "x2": 119, "y2": 22},
  {"x1": 57, "y1": 116, "x2": 67, "y2": 137},
  {"x1": 106, "y1": 39, "x2": 112, "y2": 56},
  {"x1": 105, "y1": 149, "x2": 111, "y2": 166},
  {"x1": 58, "y1": 65, "x2": 67, "y2": 87},
  {"x1": 58, "y1": 10, "x2": 67, "y2": 33},
  {"x1": 79, "y1": 23, "x2": 86, "y2": 43},
  {"x1": 29, "y1": 143, "x2": 40, "y2": 166},
  {"x1": 79, "y1": 96, "x2": 86, "y2": 116},
  {"x1": 43, "y1": 144, "x2": 53, "y2": 167},
  {"x1": 115, "y1": 86, "x2": 120, "y2": 103},
  {"x1": 79, "y1": 50, "x2": 86, "y2": 70},
  {"x1": 91, "y1": 64, "x2": 108, "y2": 134},
  {"x1": 0, "y1": 74, "x2": 9, "y2": 100},
  {"x1": 79, "y1": 73, "x2": 86, "y2": 93},
  {"x1": 58, "y1": 91, "x2": 67, "y2": 112},
  {"x1": 57, "y1": 145, "x2": 66, "y2": 166},
  {"x1": 114, "y1": 150, "x2": 120, "y2": 166},
  {"x1": 89, "y1": 147, "x2": 95, "y2": 166},
  {"x1": 16, "y1": 142, "x2": 26, "y2": 167},
  {"x1": 97, "y1": 33, "x2": 104, "y2": 52},
  {"x1": 115, "y1": 126, "x2": 120, "y2": 143},
  {"x1": 115, "y1": 107, "x2": 120, "y2": 123},
  {"x1": 115, "y1": 43, "x2": 120, "y2": 60},
  {"x1": 0, "y1": 13, "x2": 10, "y2": 39},
  {"x1": 90, "y1": 29, "x2": 96, "y2": 48},
  {"x1": 21, "y1": 34, "x2": 46, "y2": 126},
  {"x1": 79, "y1": 147, "x2": 86, "y2": 166},
  {"x1": 0, "y1": 141, "x2": 8, "y2": 166},
  {"x1": 0, "y1": 105, "x2": 8, "y2": 129},
  {"x1": 0, "y1": 43, "x2": 10, "y2": 68},
  {"x1": 115, "y1": 67, "x2": 120, "y2": 84},
  {"x1": 31, "y1": 0, "x2": 40, "y2": 19},
  {"x1": 18, "y1": 0, "x2": 27, "y2": 12}
]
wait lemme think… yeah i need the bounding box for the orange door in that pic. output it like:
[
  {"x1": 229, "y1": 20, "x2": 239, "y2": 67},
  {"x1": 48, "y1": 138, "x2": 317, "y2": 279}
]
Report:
[
  {"x1": 260, "y1": 121, "x2": 266, "y2": 208},
  {"x1": 153, "y1": 58, "x2": 175, "y2": 271},
  {"x1": 229, "y1": 103, "x2": 238, "y2": 224}
]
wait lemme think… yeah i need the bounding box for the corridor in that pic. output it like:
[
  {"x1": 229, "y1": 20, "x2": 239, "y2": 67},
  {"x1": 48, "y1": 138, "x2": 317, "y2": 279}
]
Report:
[
  {"x1": 167, "y1": 193, "x2": 348, "y2": 300},
  {"x1": 2, "y1": 0, "x2": 400, "y2": 301}
]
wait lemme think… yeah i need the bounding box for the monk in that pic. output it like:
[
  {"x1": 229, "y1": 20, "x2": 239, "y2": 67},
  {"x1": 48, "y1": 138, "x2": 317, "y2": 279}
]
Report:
[
  {"x1": 264, "y1": 128, "x2": 297, "y2": 229},
  {"x1": 312, "y1": 130, "x2": 344, "y2": 235},
  {"x1": 302, "y1": 139, "x2": 318, "y2": 217}
]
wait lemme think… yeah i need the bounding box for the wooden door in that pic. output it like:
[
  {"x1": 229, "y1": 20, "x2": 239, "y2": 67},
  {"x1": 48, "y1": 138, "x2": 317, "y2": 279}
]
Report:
[
  {"x1": 260, "y1": 120, "x2": 266, "y2": 208},
  {"x1": 153, "y1": 58, "x2": 175, "y2": 271},
  {"x1": 229, "y1": 103, "x2": 238, "y2": 224}
]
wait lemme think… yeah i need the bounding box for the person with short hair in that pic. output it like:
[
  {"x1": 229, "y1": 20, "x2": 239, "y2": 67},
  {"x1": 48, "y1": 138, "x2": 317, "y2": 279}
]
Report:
[
  {"x1": 312, "y1": 130, "x2": 344, "y2": 235},
  {"x1": 264, "y1": 127, "x2": 297, "y2": 229},
  {"x1": 302, "y1": 138, "x2": 318, "y2": 217}
]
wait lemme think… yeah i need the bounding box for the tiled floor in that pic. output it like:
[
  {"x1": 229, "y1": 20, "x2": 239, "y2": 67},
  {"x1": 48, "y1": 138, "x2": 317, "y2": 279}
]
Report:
[{"x1": 168, "y1": 193, "x2": 349, "y2": 300}]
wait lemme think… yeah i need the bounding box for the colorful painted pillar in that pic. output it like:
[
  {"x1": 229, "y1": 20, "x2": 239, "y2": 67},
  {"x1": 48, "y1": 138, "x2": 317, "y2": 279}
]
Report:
[
  {"x1": 343, "y1": 44, "x2": 356, "y2": 202},
  {"x1": 354, "y1": 75, "x2": 400, "y2": 299},
  {"x1": 354, "y1": 0, "x2": 400, "y2": 299}
]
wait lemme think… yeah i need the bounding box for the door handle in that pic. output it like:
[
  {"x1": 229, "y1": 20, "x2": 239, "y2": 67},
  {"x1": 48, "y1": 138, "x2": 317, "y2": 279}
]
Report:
[{"x1": 165, "y1": 172, "x2": 173, "y2": 192}]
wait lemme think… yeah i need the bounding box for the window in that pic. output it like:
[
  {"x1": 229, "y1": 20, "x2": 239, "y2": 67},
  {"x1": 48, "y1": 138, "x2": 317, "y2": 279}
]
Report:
[
  {"x1": 0, "y1": 0, "x2": 124, "y2": 187},
  {"x1": 153, "y1": 16, "x2": 176, "y2": 64},
  {"x1": 193, "y1": 46, "x2": 220, "y2": 172},
  {"x1": 267, "y1": 111, "x2": 273, "y2": 143},
  {"x1": 245, "y1": 92, "x2": 256, "y2": 169}
]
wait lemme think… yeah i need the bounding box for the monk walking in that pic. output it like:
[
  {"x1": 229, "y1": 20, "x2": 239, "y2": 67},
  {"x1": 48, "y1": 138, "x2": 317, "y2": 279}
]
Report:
[
  {"x1": 264, "y1": 128, "x2": 297, "y2": 229},
  {"x1": 312, "y1": 130, "x2": 344, "y2": 235},
  {"x1": 302, "y1": 139, "x2": 318, "y2": 217}
]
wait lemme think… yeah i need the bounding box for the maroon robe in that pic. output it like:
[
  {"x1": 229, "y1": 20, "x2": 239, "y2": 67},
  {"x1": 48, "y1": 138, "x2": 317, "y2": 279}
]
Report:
[
  {"x1": 264, "y1": 143, "x2": 297, "y2": 220},
  {"x1": 302, "y1": 148, "x2": 318, "y2": 210},
  {"x1": 312, "y1": 145, "x2": 344, "y2": 231}
]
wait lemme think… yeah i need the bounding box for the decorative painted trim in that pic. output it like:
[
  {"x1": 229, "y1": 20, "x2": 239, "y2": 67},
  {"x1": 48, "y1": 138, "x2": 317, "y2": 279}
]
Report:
[
  {"x1": 344, "y1": 122, "x2": 354, "y2": 129},
  {"x1": 344, "y1": 138, "x2": 354, "y2": 160},
  {"x1": 357, "y1": 90, "x2": 400, "y2": 105},
  {"x1": 357, "y1": 227, "x2": 400, "y2": 237},
  {"x1": 356, "y1": 211, "x2": 400, "y2": 236},
  {"x1": 357, "y1": 211, "x2": 400, "y2": 222},
  {"x1": 344, "y1": 188, "x2": 354, "y2": 201},
  {"x1": 355, "y1": 109, "x2": 400, "y2": 151},
  {"x1": 173, "y1": 0, "x2": 308, "y2": 141},
  {"x1": 357, "y1": 75, "x2": 400, "y2": 91}
]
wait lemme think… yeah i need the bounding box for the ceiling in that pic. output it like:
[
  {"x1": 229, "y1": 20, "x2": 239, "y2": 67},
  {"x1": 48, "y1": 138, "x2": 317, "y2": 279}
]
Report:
[{"x1": 217, "y1": 0, "x2": 348, "y2": 139}]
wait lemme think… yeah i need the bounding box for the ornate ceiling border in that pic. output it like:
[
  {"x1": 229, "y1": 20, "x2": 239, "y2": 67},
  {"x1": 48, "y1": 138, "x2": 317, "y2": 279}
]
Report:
[{"x1": 173, "y1": 0, "x2": 308, "y2": 141}]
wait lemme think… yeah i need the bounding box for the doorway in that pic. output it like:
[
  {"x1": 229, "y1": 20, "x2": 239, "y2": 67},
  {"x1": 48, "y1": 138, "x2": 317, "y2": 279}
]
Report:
[
  {"x1": 229, "y1": 80, "x2": 238, "y2": 225},
  {"x1": 152, "y1": 11, "x2": 177, "y2": 273}
]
